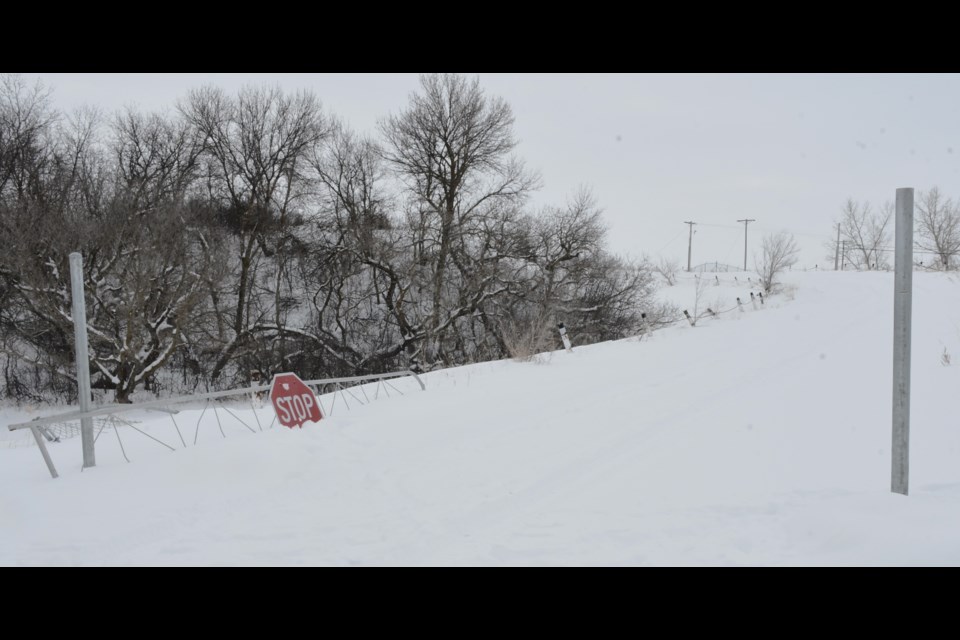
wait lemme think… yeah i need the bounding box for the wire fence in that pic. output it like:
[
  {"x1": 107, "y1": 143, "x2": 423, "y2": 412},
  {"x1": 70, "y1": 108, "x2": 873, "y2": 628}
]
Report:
[
  {"x1": 638, "y1": 274, "x2": 771, "y2": 336},
  {"x1": 6, "y1": 270, "x2": 786, "y2": 478},
  {"x1": 6, "y1": 370, "x2": 426, "y2": 477},
  {"x1": 691, "y1": 262, "x2": 742, "y2": 273}
]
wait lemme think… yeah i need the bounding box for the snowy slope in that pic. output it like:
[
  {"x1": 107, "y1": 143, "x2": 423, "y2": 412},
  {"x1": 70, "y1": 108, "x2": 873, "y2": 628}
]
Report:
[{"x1": 4, "y1": 270, "x2": 960, "y2": 566}]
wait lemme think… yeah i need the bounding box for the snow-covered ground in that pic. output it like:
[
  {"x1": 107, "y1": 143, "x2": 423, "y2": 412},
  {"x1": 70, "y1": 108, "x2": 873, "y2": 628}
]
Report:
[{"x1": 5, "y1": 270, "x2": 960, "y2": 566}]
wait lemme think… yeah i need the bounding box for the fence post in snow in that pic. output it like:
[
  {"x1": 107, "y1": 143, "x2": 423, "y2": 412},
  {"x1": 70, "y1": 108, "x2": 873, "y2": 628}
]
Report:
[
  {"x1": 758, "y1": 292, "x2": 764, "y2": 305},
  {"x1": 750, "y1": 292, "x2": 758, "y2": 310},
  {"x1": 683, "y1": 310, "x2": 695, "y2": 326},
  {"x1": 557, "y1": 322, "x2": 573, "y2": 352},
  {"x1": 69, "y1": 252, "x2": 95, "y2": 469},
  {"x1": 892, "y1": 187, "x2": 913, "y2": 496},
  {"x1": 640, "y1": 312, "x2": 649, "y2": 340},
  {"x1": 737, "y1": 297, "x2": 743, "y2": 312}
]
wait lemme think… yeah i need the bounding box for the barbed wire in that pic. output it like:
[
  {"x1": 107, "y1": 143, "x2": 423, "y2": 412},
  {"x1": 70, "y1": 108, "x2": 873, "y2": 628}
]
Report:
[{"x1": 641, "y1": 285, "x2": 768, "y2": 336}]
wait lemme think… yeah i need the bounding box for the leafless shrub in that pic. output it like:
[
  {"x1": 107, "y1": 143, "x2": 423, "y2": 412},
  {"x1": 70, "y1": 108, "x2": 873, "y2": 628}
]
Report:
[
  {"x1": 756, "y1": 232, "x2": 800, "y2": 294},
  {"x1": 834, "y1": 198, "x2": 891, "y2": 270},
  {"x1": 500, "y1": 311, "x2": 554, "y2": 362},
  {"x1": 690, "y1": 274, "x2": 711, "y2": 324},
  {"x1": 655, "y1": 257, "x2": 680, "y2": 286}
]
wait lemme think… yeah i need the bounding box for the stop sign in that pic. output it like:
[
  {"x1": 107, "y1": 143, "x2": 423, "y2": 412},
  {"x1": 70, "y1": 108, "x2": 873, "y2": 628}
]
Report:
[{"x1": 269, "y1": 372, "x2": 323, "y2": 428}]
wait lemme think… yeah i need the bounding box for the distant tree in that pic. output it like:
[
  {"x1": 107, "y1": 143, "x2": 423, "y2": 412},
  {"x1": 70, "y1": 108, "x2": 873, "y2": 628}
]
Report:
[
  {"x1": 915, "y1": 186, "x2": 960, "y2": 270},
  {"x1": 823, "y1": 224, "x2": 841, "y2": 269},
  {"x1": 837, "y1": 198, "x2": 891, "y2": 270},
  {"x1": 500, "y1": 189, "x2": 659, "y2": 346},
  {"x1": 655, "y1": 256, "x2": 680, "y2": 285},
  {"x1": 756, "y1": 232, "x2": 799, "y2": 293}
]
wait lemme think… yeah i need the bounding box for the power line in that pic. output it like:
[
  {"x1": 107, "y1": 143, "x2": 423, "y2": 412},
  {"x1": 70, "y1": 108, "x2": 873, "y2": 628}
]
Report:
[
  {"x1": 847, "y1": 245, "x2": 950, "y2": 255},
  {"x1": 756, "y1": 227, "x2": 834, "y2": 240},
  {"x1": 696, "y1": 222, "x2": 742, "y2": 231},
  {"x1": 674, "y1": 218, "x2": 960, "y2": 264},
  {"x1": 655, "y1": 228, "x2": 686, "y2": 254},
  {"x1": 721, "y1": 233, "x2": 743, "y2": 263},
  {"x1": 694, "y1": 221, "x2": 833, "y2": 240}
]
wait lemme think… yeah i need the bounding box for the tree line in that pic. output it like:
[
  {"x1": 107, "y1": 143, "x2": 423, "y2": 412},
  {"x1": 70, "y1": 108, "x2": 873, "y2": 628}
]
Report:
[
  {"x1": 0, "y1": 74, "x2": 665, "y2": 403},
  {"x1": 828, "y1": 187, "x2": 960, "y2": 270}
]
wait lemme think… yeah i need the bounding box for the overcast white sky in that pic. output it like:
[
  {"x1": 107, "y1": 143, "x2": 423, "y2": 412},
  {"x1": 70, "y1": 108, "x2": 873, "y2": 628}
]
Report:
[{"x1": 20, "y1": 73, "x2": 960, "y2": 269}]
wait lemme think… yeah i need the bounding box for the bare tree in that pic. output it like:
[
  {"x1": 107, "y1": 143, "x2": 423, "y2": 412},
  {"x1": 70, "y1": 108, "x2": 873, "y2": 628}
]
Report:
[
  {"x1": 112, "y1": 107, "x2": 203, "y2": 213},
  {"x1": 0, "y1": 102, "x2": 229, "y2": 402},
  {"x1": 0, "y1": 74, "x2": 664, "y2": 401},
  {"x1": 655, "y1": 256, "x2": 680, "y2": 285},
  {"x1": 755, "y1": 232, "x2": 799, "y2": 293},
  {"x1": 379, "y1": 73, "x2": 539, "y2": 367},
  {"x1": 837, "y1": 198, "x2": 890, "y2": 270},
  {"x1": 687, "y1": 273, "x2": 710, "y2": 325},
  {"x1": 915, "y1": 186, "x2": 960, "y2": 270},
  {"x1": 498, "y1": 189, "x2": 659, "y2": 346},
  {"x1": 0, "y1": 74, "x2": 57, "y2": 203},
  {"x1": 297, "y1": 123, "x2": 415, "y2": 376},
  {"x1": 179, "y1": 85, "x2": 328, "y2": 383},
  {"x1": 529, "y1": 188, "x2": 606, "y2": 301}
]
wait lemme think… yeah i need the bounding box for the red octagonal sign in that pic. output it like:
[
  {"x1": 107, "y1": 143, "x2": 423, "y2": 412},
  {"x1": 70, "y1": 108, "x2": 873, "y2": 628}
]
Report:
[{"x1": 270, "y1": 372, "x2": 323, "y2": 428}]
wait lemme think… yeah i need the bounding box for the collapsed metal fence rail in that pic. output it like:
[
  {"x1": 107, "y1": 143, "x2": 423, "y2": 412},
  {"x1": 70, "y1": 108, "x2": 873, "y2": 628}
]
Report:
[{"x1": 7, "y1": 370, "x2": 425, "y2": 480}]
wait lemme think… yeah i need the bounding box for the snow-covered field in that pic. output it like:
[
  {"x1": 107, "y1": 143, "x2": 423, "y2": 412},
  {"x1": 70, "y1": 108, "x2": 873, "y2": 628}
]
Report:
[{"x1": 5, "y1": 270, "x2": 960, "y2": 566}]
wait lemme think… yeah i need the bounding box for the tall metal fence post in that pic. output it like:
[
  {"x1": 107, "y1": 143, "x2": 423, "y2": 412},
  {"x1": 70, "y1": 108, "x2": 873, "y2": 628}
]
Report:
[
  {"x1": 70, "y1": 252, "x2": 95, "y2": 469},
  {"x1": 892, "y1": 188, "x2": 913, "y2": 495}
]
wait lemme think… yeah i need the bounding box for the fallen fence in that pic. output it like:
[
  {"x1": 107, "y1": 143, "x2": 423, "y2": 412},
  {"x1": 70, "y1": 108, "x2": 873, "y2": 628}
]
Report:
[{"x1": 7, "y1": 369, "x2": 425, "y2": 480}]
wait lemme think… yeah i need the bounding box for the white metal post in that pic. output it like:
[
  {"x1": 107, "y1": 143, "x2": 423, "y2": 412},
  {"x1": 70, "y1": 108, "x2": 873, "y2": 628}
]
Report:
[
  {"x1": 557, "y1": 322, "x2": 572, "y2": 352},
  {"x1": 29, "y1": 426, "x2": 59, "y2": 479},
  {"x1": 892, "y1": 188, "x2": 913, "y2": 495},
  {"x1": 69, "y1": 252, "x2": 95, "y2": 469}
]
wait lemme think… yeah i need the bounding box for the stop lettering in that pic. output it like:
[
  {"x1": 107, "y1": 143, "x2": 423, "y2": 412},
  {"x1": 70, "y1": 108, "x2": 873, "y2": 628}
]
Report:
[{"x1": 269, "y1": 372, "x2": 323, "y2": 428}]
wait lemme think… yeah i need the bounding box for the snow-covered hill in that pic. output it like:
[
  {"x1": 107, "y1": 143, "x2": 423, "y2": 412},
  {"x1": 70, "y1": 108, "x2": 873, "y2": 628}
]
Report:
[{"x1": 5, "y1": 270, "x2": 960, "y2": 566}]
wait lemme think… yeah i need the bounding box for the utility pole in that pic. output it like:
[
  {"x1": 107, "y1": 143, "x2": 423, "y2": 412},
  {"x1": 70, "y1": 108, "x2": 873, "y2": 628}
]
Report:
[
  {"x1": 737, "y1": 219, "x2": 756, "y2": 272},
  {"x1": 834, "y1": 223, "x2": 841, "y2": 270},
  {"x1": 684, "y1": 221, "x2": 696, "y2": 272},
  {"x1": 841, "y1": 240, "x2": 846, "y2": 270}
]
